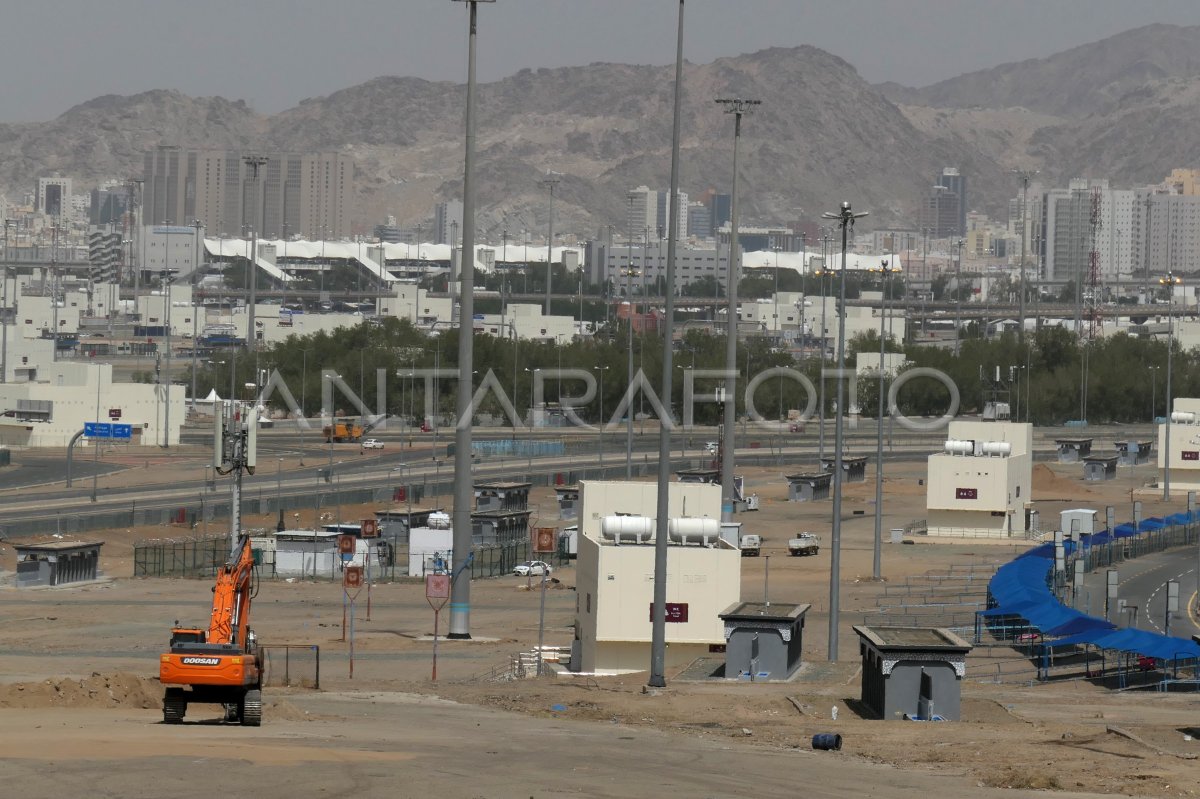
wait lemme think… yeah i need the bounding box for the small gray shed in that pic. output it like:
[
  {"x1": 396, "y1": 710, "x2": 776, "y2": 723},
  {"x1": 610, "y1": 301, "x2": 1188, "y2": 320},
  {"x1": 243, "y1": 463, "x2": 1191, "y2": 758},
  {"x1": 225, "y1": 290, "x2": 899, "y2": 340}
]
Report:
[
  {"x1": 474, "y1": 481, "x2": 531, "y2": 512},
  {"x1": 374, "y1": 507, "x2": 443, "y2": 544},
  {"x1": 1083, "y1": 455, "x2": 1118, "y2": 482},
  {"x1": 1116, "y1": 441, "x2": 1152, "y2": 466},
  {"x1": 786, "y1": 472, "x2": 832, "y2": 502},
  {"x1": 820, "y1": 455, "x2": 868, "y2": 483},
  {"x1": 554, "y1": 485, "x2": 580, "y2": 519},
  {"x1": 720, "y1": 602, "x2": 810, "y2": 680},
  {"x1": 853, "y1": 625, "x2": 972, "y2": 721},
  {"x1": 471, "y1": 509, "x2": 531, "y2": 546},
  {"x1": 1055, "y1": 437, "x2": 1093, "y2": 463},
  {"x1": 15, "y1": 540, "x2": 104, "y2": 588}
]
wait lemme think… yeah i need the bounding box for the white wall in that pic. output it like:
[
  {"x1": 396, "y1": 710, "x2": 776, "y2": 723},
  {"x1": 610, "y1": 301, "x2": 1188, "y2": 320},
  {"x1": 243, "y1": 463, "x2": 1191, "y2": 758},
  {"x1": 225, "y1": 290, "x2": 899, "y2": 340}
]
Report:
[
  {"x1": 574, "y1": 480, "x2": 738, "y2": 674},
  {"x1": 926, "y1": 421, "x2": 1032, "y2": 538}
]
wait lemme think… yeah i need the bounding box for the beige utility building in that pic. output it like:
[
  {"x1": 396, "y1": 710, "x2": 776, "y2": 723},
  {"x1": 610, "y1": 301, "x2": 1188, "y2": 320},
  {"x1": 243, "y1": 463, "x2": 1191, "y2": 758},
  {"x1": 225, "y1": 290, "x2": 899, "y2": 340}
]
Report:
[
  {"x1": 1157, "y1": 397, "x2": 1200, "y2": 495},
  {"x1": 572, "y1": 480, "x2": 740, "y2": 675},
  {"x1": 925, "y1": 420, "x2": 1032, "y2": 538}
]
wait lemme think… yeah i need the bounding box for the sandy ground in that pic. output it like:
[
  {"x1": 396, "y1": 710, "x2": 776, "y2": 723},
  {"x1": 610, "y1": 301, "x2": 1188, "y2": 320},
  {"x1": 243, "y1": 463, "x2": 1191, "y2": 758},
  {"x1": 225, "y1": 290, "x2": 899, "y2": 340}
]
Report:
[{"x1": 2, "y1": 458, "x2": 1199, "y2": 798}]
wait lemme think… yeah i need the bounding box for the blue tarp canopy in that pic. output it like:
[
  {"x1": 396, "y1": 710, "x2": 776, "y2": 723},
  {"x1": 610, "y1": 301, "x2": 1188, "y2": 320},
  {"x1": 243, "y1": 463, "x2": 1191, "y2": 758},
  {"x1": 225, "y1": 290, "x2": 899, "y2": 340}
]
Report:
[
  {"x1": 1049, "y1": 628, "x2": 1200, "y2": 661},
  {"x1": 986, "y1": 522, "x2": 1200, "y2": 663},
  {"x1": 1113, "y1": 523, "x2": 1137, "y2": 537}
]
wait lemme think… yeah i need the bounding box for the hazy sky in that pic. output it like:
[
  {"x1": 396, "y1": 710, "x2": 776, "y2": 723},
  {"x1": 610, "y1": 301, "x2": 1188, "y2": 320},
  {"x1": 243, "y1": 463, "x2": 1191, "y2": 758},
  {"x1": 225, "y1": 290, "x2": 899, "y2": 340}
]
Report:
[{"x1": 3, "y1": 0, "x2": 1199, "y2": 122}]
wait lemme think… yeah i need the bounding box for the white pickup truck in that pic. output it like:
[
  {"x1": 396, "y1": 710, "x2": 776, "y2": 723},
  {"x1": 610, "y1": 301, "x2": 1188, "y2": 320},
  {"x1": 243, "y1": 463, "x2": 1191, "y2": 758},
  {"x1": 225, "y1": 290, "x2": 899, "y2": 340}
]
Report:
[
  {"x1": 739, "y1": 534, "x2": 762, "y2": 557},
  {"x1": 788, "y1": 533, "x2": 820, "y2": 556}
]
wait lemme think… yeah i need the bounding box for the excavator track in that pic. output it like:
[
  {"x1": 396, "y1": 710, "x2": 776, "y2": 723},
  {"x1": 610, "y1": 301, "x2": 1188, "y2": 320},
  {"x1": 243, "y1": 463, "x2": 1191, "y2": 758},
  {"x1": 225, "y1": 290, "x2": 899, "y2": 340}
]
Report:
[
  {"x1": 241, "y1": 689, "x2": 262, "y2": 727},
  {"x1": 163, "y1": 688, "x2": 187, "y2": 724}
]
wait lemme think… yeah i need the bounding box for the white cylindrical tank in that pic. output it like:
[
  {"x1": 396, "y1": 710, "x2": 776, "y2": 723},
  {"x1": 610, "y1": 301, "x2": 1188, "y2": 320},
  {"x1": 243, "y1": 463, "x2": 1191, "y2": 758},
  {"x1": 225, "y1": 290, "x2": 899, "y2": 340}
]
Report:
[
  {"x1": 668, "y1": 517, "x2": 720, "y2": 545},
  {"x1": 1171, "y1": 411, "x2": 1195, "y2": 424},
  {"x1": 944, "y1": 439, "x2": 973, "y2": 455},
  {"x1": 427, "y1": 511, "x2": 451, "y2": 529},
  {"x1": 600, "y1": 515, "x2": 654, "y2": 544},
  {"x1": 980, "y1": 441, "x2": 1011, "y2": 456}
]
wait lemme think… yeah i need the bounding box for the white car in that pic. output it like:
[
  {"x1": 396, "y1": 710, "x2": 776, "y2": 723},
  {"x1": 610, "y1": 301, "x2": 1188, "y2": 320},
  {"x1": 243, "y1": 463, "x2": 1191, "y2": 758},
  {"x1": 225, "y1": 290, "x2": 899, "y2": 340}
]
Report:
[
  {"x1": 361, "y1": 438, "x2": 384, "y2": 450},
  {"x1": 513, "y1": 561, "x2": 553, "y2": 577},
  {"x1": 704, "y1": 441, "x2": 719, "y2": 454}
]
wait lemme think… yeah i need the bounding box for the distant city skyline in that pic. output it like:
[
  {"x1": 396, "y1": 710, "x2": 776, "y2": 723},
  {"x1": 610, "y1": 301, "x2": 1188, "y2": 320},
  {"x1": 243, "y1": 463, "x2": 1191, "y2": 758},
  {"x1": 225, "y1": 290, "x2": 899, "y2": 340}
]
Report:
[{"x1": 0, "y1": 1, "x2": 1198, "y2": 122}]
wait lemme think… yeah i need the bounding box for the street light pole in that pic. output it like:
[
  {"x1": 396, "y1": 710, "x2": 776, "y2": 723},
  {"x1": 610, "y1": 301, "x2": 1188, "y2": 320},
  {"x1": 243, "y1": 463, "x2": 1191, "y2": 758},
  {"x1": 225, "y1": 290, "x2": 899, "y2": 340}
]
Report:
[
  {"x1": 242, "y1": 156, "x2": 268, "y2": 358},
  {"x1": 954, "y1": 237, "x2": 964, "y2": 356},
  {"x1": 820, "y1": 201, "x2": 868, "y2": 662},
  {"x1": 1162, "y1": 271, "x2": 1181, "y2": 501},
  {"x1": 872, "y1": 259, "x2": 892, "y2": 581},
  {"x1": 448, "y1": 0, "x2": 492, "y2": 641},
  {"x1": 648, "y1": 0, "x2": 687, "y2": 690},
  {"x1": 715, "y1": 95, "x2": 761, "y2": 524},
  {"x1": 540, "y1": 173, "x2": 559, "y2": 316},
  {"x1": 190, "y1": 219, "x2": 203, "y2": 410}
]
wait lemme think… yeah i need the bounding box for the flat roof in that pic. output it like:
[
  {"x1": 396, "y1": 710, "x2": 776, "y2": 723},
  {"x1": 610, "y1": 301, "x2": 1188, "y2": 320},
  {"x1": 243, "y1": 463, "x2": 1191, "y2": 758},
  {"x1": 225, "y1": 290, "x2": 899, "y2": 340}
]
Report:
[
  {"x1": 1083, "y1": 455, "x2": 1119, "y2": 463},
  {"x1": 853, "y1": 625, "x2": 971, "y2": 651},
  {"x1": 554, "y1": 485, "x2": 580, "y2": 493},
  {"x1": 785, "y1": 472, "x2": 832, "y2": 481},
  {"x1": 474, "y1": 481, "x2": 532, "y2": 490},
  {"x1": 720, "y1": 602, "x2": 810, "y2": 622},
  {"x1": 1055, "y1": 437, "x2": 1093, "y2": 444},
  {"x1": 471, "y1": 509, "x2": 532, "y2": 519},
  {"x1": 375, "y1": 507, "x2": 442, "y2": 517},
  {"x1": 820, "y1": 455, "x2": 868, "y2": 464},
  {"x1": 14, "y1": 540, "x2": 104, "y2": 552}
]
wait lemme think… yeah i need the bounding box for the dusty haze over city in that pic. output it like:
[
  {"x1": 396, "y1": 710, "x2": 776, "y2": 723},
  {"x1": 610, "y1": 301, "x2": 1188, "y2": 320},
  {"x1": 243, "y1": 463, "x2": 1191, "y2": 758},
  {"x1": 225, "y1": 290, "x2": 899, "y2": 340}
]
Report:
[{"x1": 1, "y1": 0, "x2": 1199, "y2": 121}]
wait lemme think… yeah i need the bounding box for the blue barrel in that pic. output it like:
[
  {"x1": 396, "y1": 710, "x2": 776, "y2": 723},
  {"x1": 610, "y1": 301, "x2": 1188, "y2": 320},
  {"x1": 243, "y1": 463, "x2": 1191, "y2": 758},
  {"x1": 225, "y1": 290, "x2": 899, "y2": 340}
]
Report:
[{"x1": 811, "y1": 733, "x2": 842, "y2": 751}]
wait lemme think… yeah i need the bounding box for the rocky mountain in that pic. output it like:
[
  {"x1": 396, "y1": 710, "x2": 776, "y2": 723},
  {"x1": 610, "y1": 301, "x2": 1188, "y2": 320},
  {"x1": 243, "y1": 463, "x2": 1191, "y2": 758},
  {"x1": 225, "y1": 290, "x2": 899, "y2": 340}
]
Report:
[
  {"x1": 878, "y1": 23, "x2": 1200, "y2": 118},
  {"x1": 3, "y1": 24, "x2": 1200, "y2": 235}
]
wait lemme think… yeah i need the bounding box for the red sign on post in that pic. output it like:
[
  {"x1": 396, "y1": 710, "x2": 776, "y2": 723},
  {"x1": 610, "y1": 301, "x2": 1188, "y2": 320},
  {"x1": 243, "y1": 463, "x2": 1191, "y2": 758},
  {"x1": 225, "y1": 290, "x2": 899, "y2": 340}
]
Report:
[
  {"x1": 649, "y1": 602, "x2": 689, "y2": 623},
  {"x1": 426, "y1": 573, "x2": 451, "y2": 608},
  {"x1": 361, "y1": 518, "x2": 378, "y2": 538},
  {"x1": 338, "y1": 534, "x2": 356, "y2": 556},
  {"x1": 534, "y1": 527, "x2": 556, "y2": 554},
  {"x1": 343, "y1": 565, "x2": 363, "y2": 589}
]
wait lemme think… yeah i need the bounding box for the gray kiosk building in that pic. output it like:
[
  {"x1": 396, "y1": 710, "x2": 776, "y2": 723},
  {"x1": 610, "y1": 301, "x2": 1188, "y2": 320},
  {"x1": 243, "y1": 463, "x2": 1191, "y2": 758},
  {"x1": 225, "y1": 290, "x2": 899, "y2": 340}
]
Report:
[
  {"x1": 853, "y1": 626, "x2": 972, "y2": 721},
  {"x1": 720, "y1": 602, "x2": 810, "y2": 679}
]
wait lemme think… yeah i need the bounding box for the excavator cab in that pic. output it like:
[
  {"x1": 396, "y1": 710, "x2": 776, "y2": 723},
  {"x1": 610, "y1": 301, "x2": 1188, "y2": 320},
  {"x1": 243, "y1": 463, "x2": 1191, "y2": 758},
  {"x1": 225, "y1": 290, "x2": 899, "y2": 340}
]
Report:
[{"x1": 169, "y1": 628, "x2": 207, "y2": 647}]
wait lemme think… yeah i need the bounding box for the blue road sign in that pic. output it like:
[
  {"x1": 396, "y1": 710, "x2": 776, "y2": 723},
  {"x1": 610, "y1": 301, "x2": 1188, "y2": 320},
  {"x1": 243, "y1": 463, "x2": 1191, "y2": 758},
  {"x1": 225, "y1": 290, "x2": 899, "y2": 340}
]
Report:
[
  {"x1": 111, "y1": 424, "x2": 132, "y2": 440},
  {"x1": 84, "y1": 422, "x2": 111, "y2": 438}
]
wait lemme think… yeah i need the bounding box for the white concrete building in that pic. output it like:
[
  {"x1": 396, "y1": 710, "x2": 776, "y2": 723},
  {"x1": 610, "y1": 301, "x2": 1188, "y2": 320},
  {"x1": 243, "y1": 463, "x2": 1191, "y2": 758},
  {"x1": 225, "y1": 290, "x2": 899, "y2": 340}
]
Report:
[
  {"x1": 477, "y1": 303, "x2": 577, "y2": 343},
  {"x1": 0, "y1": 361, "x2": 184, "y2": 448},
  {"x1": 573, "y1": 480, "x2": 740, "y2": 675},
  {"x1": 377, "y1": 283, "x2": 453, "y2": 328},
  {"x1": 1157, "y1": 397, "x2": 1200, "y2": 496},
  {"x1": 925, "y1": 421, "x2": 1032, "y2": 538}
]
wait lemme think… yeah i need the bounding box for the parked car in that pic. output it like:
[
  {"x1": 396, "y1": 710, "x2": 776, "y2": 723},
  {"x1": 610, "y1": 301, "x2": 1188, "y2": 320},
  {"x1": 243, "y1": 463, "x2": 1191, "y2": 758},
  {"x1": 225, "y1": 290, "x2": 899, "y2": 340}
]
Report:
[
  {"x1": 361, "y1": 438, "x2": 384, "y2": 450},
  {"x1": 513, "y1": 561, "x2": 553, "y2": 577},
  {"x1": 704, "y1": 441, "x2": 719, "y2": 455}
]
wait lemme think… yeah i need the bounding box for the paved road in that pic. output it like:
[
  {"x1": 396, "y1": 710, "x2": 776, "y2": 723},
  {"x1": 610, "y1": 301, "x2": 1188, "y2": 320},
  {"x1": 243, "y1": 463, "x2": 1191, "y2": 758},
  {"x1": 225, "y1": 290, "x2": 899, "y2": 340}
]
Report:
[{"x1": 1080, "y1": 546, "x2": 1200, "y2": 638}]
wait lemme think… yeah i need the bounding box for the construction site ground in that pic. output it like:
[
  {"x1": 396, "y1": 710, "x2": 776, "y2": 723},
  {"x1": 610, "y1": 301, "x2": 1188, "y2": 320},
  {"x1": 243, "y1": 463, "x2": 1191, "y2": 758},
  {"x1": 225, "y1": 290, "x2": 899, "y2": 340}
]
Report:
[{"x1": 2, "y1": 457, "x2": 1199, "y2": 798}]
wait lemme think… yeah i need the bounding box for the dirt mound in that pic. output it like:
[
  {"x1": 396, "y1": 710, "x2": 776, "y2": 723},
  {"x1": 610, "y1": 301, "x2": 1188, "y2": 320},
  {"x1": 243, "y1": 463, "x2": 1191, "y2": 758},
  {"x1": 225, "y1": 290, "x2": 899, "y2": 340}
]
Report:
[
  {"x1": 0, "y1": 673, "x2": 161, "y2": 710},
  {"x1": 265, "y1": 699, "x2": 315, "y2": 721},
  {"x1": 1032, "y1": 463, "x2": 1092, "y2": 499}
]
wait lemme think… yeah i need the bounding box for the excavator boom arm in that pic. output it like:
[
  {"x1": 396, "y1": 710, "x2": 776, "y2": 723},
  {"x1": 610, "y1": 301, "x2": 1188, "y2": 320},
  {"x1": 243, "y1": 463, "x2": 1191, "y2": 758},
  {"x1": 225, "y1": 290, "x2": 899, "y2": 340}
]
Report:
[{"x1": 207, "y1": 536, "x2": 255, "y2": 647}]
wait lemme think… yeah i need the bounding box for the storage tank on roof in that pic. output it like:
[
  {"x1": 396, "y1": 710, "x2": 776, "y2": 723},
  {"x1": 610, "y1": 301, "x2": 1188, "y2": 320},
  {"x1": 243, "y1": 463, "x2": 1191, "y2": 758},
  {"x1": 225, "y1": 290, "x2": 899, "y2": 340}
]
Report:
[
  {"x1": 667, "y1": 517, "x2": 720, "y2": 545},
  {"x1": 980, "y1": 441, "x2": 1011, "y2": 456},
  {"x1": 600, "y1": 515, "x2": 653, "y2": 544},
  {"x1": 944, "y1": 439, "x2": 973, "y2": 455},
  {"x1": 1171, "y1": 411, "x2": 1196, "y2": 424}
]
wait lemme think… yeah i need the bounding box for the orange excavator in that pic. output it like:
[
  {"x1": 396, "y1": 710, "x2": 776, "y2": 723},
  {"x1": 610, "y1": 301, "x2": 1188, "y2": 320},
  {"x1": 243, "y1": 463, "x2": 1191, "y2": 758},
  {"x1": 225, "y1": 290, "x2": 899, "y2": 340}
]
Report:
[{"x1": 159, "y1": 533, "x2": 263, "y2": 724}]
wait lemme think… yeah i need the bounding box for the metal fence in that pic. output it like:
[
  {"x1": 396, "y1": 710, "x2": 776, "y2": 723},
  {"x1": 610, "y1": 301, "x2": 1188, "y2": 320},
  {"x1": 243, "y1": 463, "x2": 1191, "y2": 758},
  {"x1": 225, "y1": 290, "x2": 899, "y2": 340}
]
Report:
[
  {"x1": 133, "y1": 535, "x2": 228, "y2": 577},
  {"x1": 262, "y1": 644, "x2": 320, "y2": 689}
]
